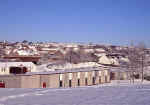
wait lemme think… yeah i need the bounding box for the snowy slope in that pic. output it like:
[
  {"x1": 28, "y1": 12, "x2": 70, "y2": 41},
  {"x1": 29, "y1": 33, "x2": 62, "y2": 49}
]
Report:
[{"x1": 0, "y1": 81, "x2": 150, "y2": 105}]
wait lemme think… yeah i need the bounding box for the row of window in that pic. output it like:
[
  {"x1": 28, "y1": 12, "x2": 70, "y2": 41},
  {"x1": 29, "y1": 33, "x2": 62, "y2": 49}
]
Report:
[
  {"x1": 59, "y1": 71, "x2": 108, "y2": 81},
  {"x1": 0, "y1": 67, "x2": 28, "y2": 73},
  {"x1": 59, "y1": 76, "x2": 108, "y2": 88},
  {"x1": 41, "y1": 71, "x2": 109, "y2": 88}
]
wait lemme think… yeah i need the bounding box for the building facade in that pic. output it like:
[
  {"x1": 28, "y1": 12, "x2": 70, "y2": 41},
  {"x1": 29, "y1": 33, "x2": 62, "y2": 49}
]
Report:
[
  {"x1": 0, "y1": 62, "x2": 36, "y2": 75},
  {"x1": 0, "y1": 67, "x2": 110, "y2": 88}
]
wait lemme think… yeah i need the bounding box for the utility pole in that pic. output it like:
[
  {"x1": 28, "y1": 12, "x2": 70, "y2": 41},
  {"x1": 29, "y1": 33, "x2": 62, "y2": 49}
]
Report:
[
  {"x1": 69, "y1": 50, "x2": 72, "y2": 63},
  {"x1": 141, "y1": 54, "x2": 144, "y2": 82}
]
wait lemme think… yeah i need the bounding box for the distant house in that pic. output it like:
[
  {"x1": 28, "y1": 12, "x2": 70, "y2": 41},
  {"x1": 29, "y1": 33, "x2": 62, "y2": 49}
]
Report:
[
  {"x1": 98, "y1": 55, "x2": 120, "y2": 66},
  {"x1": 0, "y1": 62, "x2": 36, "y2": 75},
  {"x1": 110, "y1": 57, "x2": 120, "y2": 66},
  {"x1": 98, "y1": 55, "x2": 112, "y2": 65}
]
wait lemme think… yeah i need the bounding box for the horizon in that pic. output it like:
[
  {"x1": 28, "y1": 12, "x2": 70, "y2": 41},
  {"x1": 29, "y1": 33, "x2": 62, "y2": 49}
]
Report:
[
  {"x1": 1, "y1": 40, "x2": 148, "y2": 48},
  {"x1": 0, "y1": 0, "x2": 150, "y2": 46}
]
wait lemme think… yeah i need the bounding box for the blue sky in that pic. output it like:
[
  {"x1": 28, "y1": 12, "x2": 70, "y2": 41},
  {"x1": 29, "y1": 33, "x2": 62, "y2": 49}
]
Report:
[{"x1": 0, "y1": 0, "x2": 150, "y2": 46}]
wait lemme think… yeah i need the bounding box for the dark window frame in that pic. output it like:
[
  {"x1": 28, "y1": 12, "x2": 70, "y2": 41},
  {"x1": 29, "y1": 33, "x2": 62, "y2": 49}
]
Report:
[
  {"x1": 85, "y1": 78, "x2": 88, "y2": 86},
  {"x1": 59, "y1": 80, "x2": 63, "y2": 87},
  {"x1": 69, "y1": 80, "x2": 72, "y2": 87},
  {"x1": 105, "y1": 76, "x2": 107, "y2": 82},
  {"x1": 92, "y1": 77, "x2": 95, "y2": 85},
  {"x1": 99, "y1": 76, "x2": 101, "y2": 83},
  {"x1": 10, "y1": 67, "x2": 27, "y2": 74},
  {"x1": 77, "y1": 79, "x2": 80, "y2": 86}
]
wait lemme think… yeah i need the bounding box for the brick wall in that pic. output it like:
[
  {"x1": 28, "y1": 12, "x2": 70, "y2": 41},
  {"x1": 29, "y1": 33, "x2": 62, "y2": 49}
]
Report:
[
  {"x1": 0, "y1": 75, "x2": 21, "y2": 88},
  {"x1": 49, "y1": 74, "x2": 59, "y2": 88},
  {"x1": 21, "y1": 75, "x2": 40, "y2": 88},
  {"x1": 0, "y1": 69, "x2": 111, "y2": 88}
]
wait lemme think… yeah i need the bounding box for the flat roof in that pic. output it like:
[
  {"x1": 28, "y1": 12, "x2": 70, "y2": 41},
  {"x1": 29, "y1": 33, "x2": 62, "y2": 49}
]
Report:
[
  {"x1": 0, "y1": 62, "x2": 35, "y2": 67},
  {"x1": 0, "y1": 66, "x2": 109, "y2": 77},
  {"x1": 26, "y1": 67, "x2": 108, "y2": 75}
]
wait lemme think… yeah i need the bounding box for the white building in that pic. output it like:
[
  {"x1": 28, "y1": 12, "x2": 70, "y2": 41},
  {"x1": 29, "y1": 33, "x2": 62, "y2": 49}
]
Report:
[{"x1": 0, "y1": 62, "x2": 37, "y2": 75}]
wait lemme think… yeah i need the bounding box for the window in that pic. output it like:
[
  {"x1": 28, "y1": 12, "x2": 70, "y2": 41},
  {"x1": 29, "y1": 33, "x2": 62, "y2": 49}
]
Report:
[
  {"x1": 92, "y1": 71, "x2": 96, "y2": 85},
  {"x1": 68, "y1": 73, "x2": 72, "y2": 87},
  {"x1": 77, "y1": 79, "x2": 80, "y2": 86},
  {"x1": 85, "y1": 72, "x2": 88, "y2": 86},
  {"x1": 59, "y1": 81, "x2": 63, "y2": 87},
  {"x1": 3, "y1": 68, "x2": 5, "y2": 72},
  {"x1": 92, "y1": 77, "x2": 95, "y2": 85},
  {"x1": 85, "y1": 78, "x2": 88, "y2": 86},
  {"x1": 10, "y1": 67, "x2": 27, "y2": 74},
  {"x1": 1, "y1": 67, "x2": 5, "y2": 72},
  {"x1": 95, "y1": 71, "x2": 98, "y2": 77},
  {"x1": 69, "y1": 80, "x2": 72, "y2": 87},
  {"x1": 110, "y1": 72, "x2": 115, "y2": 80},
  {"x1": 77, "y1": 72, "x2": 80, "y2": 86},
  {"x1": 105, "y1": 76, "x2": 107, "y2": 82},
  {"x1": 99, "y1": 76, "x2": 101, "y2": 83},
  {"x1": 59, "y1": 74, "x2": 63, "y2": 87}
]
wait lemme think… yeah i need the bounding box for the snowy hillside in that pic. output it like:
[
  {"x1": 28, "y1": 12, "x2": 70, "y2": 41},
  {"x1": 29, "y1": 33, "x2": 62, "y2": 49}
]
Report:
[{"x1": 0, "y1": 80, "x2": 150, "y2": 105}]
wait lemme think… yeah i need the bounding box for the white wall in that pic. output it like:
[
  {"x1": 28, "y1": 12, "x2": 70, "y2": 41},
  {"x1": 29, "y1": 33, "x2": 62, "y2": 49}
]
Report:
[{"x1": 0, "y1": 62, "x2": 36, "y2": 75}]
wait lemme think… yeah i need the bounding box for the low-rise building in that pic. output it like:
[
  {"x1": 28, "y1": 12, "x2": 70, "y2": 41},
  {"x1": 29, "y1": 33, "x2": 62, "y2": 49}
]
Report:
[
  {"x1": 0, "y1": 67, "x2": 110, "y2": 88},
  {"x1": 0, "y1": 62, "x2": 37, "y2": 75}
]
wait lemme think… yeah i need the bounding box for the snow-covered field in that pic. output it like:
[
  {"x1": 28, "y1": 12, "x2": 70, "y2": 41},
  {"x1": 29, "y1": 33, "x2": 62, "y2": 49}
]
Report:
[{"x1": 0, "y1": 80, "x2": 150, "y2": 105}]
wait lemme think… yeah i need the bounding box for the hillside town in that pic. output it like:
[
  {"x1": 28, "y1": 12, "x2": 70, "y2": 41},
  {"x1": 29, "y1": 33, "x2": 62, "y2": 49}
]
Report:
[{"x1": 0, "y1": 40, "x2": 150, "y2": 88}]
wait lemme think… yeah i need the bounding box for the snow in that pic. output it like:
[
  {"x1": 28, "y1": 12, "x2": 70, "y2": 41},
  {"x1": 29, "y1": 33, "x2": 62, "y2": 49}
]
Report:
[
  {"x1": 36, "y1": 63, "x2": 55, "y2": 72},
  {"x1": 0, "y1": 80, "x2": 150, "y2": 105}
]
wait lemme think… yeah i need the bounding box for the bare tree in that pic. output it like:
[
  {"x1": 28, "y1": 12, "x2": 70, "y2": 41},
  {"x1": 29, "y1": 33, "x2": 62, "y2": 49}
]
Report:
[
  {"x1": 64, "y1": 48, "x2": 98, "y2": 64},
  {"x1": 137, "y1": 42, "x2": 147, "y2": 82},
  {"x1": 126, "y1": 42, "x2": 148, "y2": 83},
  {"x1": 64, "y1": 48, "x2": 81, "y2": 64},
  {"x1": 127, "y1": 43, "x2": 141, "y2": 83}
]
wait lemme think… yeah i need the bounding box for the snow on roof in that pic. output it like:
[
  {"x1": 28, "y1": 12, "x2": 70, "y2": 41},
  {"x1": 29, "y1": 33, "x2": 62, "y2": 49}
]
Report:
[
  {"x1": 26, "y1": 67, "x2": 109, "y2": 75},
  {"x1": 46, "y1": 62, "x2": 103, "y2": 71},
  {"x1": 99, "y1": 55, "x2": 112, "y2": 65},
  {"x1": 0, "y1": 62, "x2": 35, "y2": 67}
]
